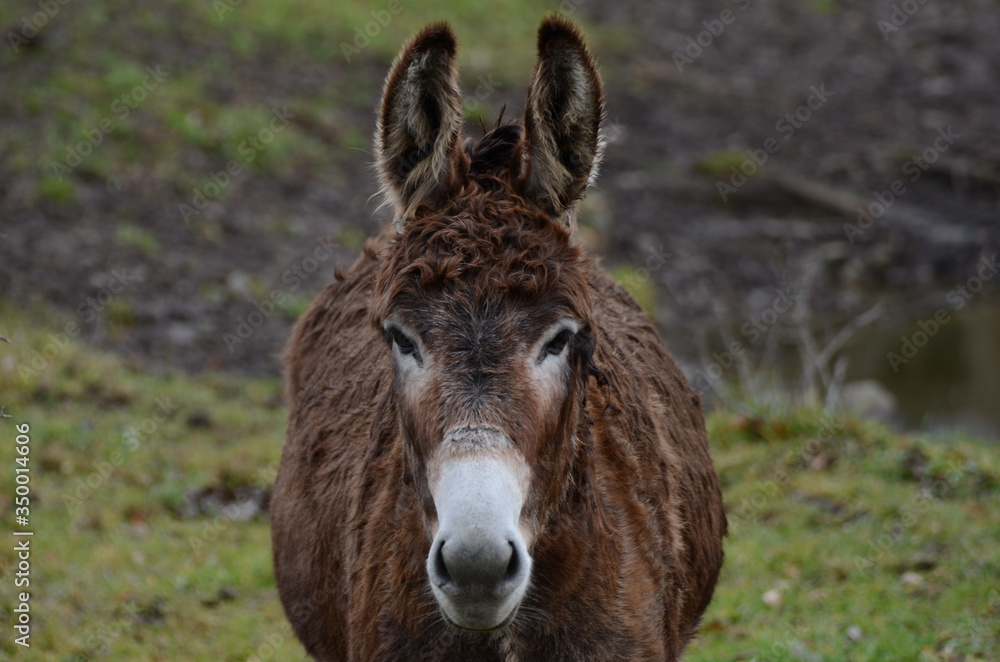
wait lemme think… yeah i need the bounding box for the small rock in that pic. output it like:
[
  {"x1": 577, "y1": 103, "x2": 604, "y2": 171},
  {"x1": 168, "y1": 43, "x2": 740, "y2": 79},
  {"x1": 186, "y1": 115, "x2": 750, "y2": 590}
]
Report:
[
  {"x1": 166, "y1": 322, "x2": 198, "y2": 347},
  {"x1": 846, "y1": 625, "x2": 863, "y2": 641},
  {"x1": 762, "y1": 588, "x2": 783, "y2": 608},
  {"x1": 901, "y1": 571, "x2": 924, "y2": 588},
  {"x1": 227, "y1": 270, "x2": 253, "y2": 298},
  {"x1": 180, "y1": 483, "x2": 271, "y2": 520},
  {"x1": 840, "y1": 380, "x2": 897, "y2": 424}
]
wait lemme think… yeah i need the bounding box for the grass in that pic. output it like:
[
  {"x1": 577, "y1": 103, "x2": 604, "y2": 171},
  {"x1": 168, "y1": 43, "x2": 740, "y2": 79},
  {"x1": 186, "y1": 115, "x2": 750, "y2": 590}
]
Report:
[
  {"x1": 0, "y1": 0, "x2": 598, "y2": 212},
  {"x1": 694, "y1": 147, "x2": 759, "y2": 181},
  {"x1": 1, "y1": 305, "x2": 997, "y2": 660},
  {"x1": 688, "y1": 410, "x2": 1000, "y2": 661},
  {"x1": 0, "y1": 305, "x2": 298, "y2": 660}
]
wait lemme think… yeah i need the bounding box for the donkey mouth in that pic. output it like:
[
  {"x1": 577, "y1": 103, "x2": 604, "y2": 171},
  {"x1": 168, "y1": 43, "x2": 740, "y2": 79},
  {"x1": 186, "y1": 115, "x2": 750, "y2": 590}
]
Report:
[
  {"x1": 437, "y1": 599, "x2": 521, "y2": 632},
  {"x1": 428, "y1": 536, "x2": 530, "y2": 632}
]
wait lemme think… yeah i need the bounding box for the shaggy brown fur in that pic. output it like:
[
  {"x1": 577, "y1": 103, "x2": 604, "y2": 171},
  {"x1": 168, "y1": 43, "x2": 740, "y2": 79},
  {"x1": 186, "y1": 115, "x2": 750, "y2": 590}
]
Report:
[{"x1": 272, "y1": 17, "x2": 726, "y2": 662}]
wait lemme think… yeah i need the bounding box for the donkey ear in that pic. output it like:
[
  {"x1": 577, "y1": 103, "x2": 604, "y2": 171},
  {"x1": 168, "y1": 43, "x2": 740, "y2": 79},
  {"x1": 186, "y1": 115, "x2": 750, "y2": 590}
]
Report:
[
  {"x1": 375, "y1": 23, "x2": 469, "y2": 225},
  {"x1": 519, "y1": 17, "x2": 605, "y2": 221}
]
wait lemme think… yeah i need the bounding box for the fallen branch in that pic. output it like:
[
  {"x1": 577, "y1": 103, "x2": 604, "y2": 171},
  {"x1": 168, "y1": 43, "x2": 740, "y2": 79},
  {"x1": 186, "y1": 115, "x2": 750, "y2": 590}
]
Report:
[
  {"x1": 769, "y1": 171, "x2": 981, "y2": 245},
  {"x1": 771, "y1": 173, "x2": 866, "y2": 216}
]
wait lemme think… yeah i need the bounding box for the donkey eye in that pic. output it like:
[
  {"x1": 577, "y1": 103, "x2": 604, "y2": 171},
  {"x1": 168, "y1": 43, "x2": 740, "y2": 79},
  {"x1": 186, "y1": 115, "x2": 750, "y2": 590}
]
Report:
[
  {"x1": 389, "y1": 328, "x2": 420, "y2": 360},
  {"x1": 542, "y1": 329, "x2": 572, "y2": 359}
]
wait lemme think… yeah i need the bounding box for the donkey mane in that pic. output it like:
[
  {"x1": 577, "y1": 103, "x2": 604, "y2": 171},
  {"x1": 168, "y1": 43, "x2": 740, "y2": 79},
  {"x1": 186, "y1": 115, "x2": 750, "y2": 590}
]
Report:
[
  {"x1": 372, "y1": 188, "x2": 584, "y2": 320},
  {"x1": 466, "y1": 122, "x2": 523, "y2": 182}
]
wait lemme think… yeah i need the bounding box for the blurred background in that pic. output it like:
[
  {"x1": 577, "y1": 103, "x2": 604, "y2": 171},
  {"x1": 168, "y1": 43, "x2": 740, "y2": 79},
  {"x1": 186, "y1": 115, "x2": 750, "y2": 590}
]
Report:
[
  {"x1": 1, "y1": 0, "x2": 998, "y2": 659},
  {"x1": 1, "y1": 0, "x2": 998, "y2": 434}
]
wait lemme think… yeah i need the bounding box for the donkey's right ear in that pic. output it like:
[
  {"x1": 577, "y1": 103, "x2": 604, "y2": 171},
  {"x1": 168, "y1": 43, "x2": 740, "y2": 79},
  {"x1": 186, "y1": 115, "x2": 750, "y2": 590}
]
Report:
[{"x1": 375, "y1": 23, "x2": 469, "y2": 227}]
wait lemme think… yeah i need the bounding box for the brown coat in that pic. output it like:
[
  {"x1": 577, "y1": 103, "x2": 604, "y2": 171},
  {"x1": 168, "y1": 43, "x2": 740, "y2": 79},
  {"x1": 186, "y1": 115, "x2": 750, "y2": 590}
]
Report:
[{"x1": 271, "y1": 17, "x2": 725, "y2": 662}]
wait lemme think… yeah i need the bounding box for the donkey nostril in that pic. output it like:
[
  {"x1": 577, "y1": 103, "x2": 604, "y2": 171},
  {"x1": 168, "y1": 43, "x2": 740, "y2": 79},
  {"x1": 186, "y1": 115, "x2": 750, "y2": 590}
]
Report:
[
  {"x1": 433, "y1": 541, "x2": 452, "y2": 586},
  {"x1": 503, "y1": 542, "x2": 519, "y2": 582}
]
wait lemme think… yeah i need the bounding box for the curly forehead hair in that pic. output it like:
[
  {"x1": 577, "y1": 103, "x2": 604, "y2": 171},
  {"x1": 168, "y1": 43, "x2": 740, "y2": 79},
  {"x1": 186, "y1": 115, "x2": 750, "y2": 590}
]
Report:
[{"x1": 370, "y1": 189, "x2": 593, "y2": 326}]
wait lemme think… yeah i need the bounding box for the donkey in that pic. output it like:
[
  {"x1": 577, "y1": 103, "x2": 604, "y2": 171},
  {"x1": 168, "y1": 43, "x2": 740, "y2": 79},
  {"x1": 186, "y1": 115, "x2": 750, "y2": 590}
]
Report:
[{"x1": 271, "y1": 17, "x2": 726, "y2": 661}]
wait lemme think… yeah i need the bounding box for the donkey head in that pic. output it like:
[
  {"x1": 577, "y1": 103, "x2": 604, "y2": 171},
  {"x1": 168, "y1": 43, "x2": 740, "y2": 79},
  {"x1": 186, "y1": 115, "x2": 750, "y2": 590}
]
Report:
[{"x1": 371, "y1": 17, "x2": 605, "y2": 632}]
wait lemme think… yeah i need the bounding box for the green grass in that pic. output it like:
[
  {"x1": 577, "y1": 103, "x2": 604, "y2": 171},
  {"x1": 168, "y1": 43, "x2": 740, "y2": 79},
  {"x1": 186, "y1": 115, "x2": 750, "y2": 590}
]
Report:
[
  {"x1": 0, "y1": 306, "x2": 300, "y2": 660},
  {"x1": 694, "y1": 147, "x2": 758, "y2": 181},
  {"x1": 212, "y1": 0, "x2": 570, "y2": 79},
  {"x1": 688, "y1": 411, "x2": 1000, "y2": 661},
  {"x1": 1, "y1": 306, "x2": 997, "y2": 660},
  {"x1": 0, "y1": 0, "x2": 597, "y2": 211}
]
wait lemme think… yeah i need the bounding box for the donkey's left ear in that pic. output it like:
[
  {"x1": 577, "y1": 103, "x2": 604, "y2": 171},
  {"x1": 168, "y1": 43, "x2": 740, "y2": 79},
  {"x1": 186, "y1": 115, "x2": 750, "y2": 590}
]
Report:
[
  {"x1": 376, "y1": 23, "x2": 469, "y2": 226},
  {"x1": 519, "y1": 16, "x2": 605, "y2": 223}
]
